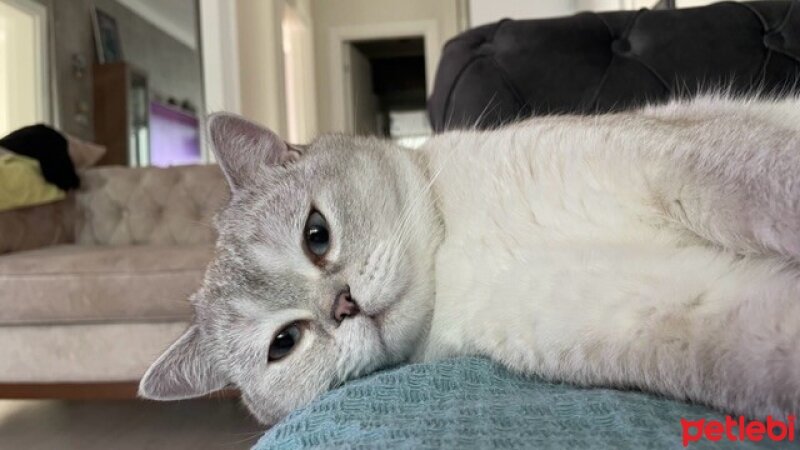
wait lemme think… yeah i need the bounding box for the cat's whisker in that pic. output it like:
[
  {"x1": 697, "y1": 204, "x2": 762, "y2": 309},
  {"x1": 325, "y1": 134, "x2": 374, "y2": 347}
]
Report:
[
  {"x1": 186, "y1": 219, "x2": 215, "y2": 231},
  {"x1": 470, "y1": 93, "x2": 499, "y2": 131},
  {"x1": 389, "y1": 151, "x2": 450, "y2": 250},
  {"x1": 219, "y1": 431, "x2": 268, "y2": 446},
  {"x1": 387, "y1": 95, "x2": 497, "y2": 250},
  {"x1": 391, "y1": 96, "x2": 497, "y2": 249}
]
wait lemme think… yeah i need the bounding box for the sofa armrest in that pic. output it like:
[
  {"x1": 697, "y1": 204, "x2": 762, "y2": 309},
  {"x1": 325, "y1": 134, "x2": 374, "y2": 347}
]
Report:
[
  {"x1": 0, "y1": 197, "x2": 75, "y2": 254},
  {"x1": 75, "y1": 165, "x2": 229, "y2": 246}
]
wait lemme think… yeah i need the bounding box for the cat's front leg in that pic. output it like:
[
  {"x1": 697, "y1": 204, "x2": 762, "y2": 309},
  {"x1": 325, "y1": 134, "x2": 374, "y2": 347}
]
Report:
[
  {"x1": 479, "y1": 258, "x2": 799, "y2": 419},
  {"x1": 430, "y1": 238, "x2": 800, "y2": 419}
]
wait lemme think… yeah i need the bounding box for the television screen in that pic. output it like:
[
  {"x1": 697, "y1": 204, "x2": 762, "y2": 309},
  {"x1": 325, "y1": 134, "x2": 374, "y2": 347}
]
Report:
[{"x1": 149, "y1": 102, "x2": 201, "y2": 167}]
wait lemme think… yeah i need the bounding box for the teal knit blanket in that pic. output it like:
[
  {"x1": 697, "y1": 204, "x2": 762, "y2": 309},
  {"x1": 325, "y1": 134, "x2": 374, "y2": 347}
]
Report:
[{"x1": 253, "y1": 357, "x2": 794, "y2": 449}]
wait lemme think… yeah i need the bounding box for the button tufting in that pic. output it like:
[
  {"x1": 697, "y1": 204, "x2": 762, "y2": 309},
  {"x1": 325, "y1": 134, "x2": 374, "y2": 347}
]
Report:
[
  {"x1": 75, "y1": 165, "x2": 228, "y2": 245},
  {"x1": 611, "y1": 38, "x2": 631, "y2": 55},
  {"x1": 476, "y1": 41, "x2": 494, "y2": 56},
  {"x1": 427, "y1": 0, "x2": 800, "y2": 133},
  {"x1": 763, "y1": 32, "x2": 785, "y2": 49}
]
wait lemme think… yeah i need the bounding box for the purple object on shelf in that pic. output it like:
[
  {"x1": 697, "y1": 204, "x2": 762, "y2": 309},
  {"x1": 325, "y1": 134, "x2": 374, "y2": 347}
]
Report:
[{"x1": 149, "y1": 101, "x2": 201, "y2": 167}]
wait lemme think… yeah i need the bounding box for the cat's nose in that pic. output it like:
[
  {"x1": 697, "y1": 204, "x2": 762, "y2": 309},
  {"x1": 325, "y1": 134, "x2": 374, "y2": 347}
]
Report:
[{"x1": 333, "y1": 286, "x2": 360, "y2": 322}]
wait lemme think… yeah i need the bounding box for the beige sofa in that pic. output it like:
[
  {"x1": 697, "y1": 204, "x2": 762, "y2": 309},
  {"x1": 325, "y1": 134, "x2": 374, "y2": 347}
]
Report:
[{"x1": 0, "y1": 164, "x2": 227, "y2": 397}]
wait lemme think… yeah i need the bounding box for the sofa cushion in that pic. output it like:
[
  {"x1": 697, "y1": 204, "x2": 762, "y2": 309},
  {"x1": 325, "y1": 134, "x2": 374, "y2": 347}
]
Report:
[
  {"x1": 76, "y1": 165, "x2": 229, "y2": 246},
  {"x1": 0, "y1": 244, "x2": 212, "y2": 325},
  {"x1": 0, "y1": 196, "x2": 75, "y2": 255},
  {"x1": 0, "y1": 321, "x2": 189, "y2": 382}
]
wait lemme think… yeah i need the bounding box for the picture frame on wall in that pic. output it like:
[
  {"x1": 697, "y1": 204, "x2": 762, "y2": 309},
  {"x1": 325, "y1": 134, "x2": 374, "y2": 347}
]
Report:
[{"x1": 92, "y1": 7, "x2": 123, "y2": 64}]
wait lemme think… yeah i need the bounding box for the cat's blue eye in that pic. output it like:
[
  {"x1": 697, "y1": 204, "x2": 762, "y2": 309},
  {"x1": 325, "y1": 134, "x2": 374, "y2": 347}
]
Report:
[
  {"x1": 268, "y1": 322, "x2": 302, "y2": 362},
  {"x1": 304, "y1": 210, "x2": 330, "y2": 260}
]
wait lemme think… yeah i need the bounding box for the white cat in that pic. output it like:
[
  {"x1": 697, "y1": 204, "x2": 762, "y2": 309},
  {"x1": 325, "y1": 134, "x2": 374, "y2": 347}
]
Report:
[{"x1": 139, "y1": 95, "x2": 800, "y2": 425}]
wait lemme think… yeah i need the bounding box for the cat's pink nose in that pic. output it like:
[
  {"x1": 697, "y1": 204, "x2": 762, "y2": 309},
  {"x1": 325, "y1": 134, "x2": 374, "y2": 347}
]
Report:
[{"x1": 333, "y1": 288, "x2": 360, "y2": 322}]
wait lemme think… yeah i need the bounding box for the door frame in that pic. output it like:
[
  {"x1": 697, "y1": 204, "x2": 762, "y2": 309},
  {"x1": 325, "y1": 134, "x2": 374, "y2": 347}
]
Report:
[
  {"x1": 328, "y1": 20, "x2": 440, "y2": 133},
  {"x1": 0, "y1": 0, "x2": 51, "y2": 128}
]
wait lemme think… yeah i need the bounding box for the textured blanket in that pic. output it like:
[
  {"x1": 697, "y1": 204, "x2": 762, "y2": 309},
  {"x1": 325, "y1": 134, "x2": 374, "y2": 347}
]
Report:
[{"x1": 253, "y1": 357, "x2": 793, "y2": 449}]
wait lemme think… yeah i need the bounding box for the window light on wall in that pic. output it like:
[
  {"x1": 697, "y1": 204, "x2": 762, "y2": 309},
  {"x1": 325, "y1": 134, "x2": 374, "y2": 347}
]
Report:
[{"x1": 0, "y1": 0, "x2": 48, "y2": 137}]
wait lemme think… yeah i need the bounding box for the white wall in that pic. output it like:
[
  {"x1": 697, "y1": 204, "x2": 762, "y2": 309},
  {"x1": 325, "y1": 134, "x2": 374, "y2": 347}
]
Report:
[
  {"x1": 236, "y1": 0, "x2": 287, "y2": 138},
  {"x1": 201, "y1": 0, "x2": 306, "y2": 141},
  {"x1": 200, "y1": 0, "x2": 465, "y2": 137},
  {"x1": 0, "y1": 0, "x2": 47, "y2": 137},
  {"x1": 469, "y1": 0, "x2": 578, "y2": 26},
  {"x1": 469, "y1": 0, "x2": 677, "y2": 25},
  {"x1": 311, "y1": 0, "x2": 462, "y2": 133},
  {"x1": 282, "y1": 0, "x2": 317, "y2": 143},
  {"x1": 199, "y1": 0, "x2": 240, "y2": 115},
  {"x1": 115, "y1": 0, "x2": 197, "y2": 50}
]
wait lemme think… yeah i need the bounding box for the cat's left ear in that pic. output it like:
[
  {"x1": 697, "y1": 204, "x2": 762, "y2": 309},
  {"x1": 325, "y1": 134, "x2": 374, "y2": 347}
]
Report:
[
  {"x1": 138, "y1": 325, "x2": 227, "y2": 400},
  {"x1": 207, "y1": 113, "x2": 302, "y2": 191}
]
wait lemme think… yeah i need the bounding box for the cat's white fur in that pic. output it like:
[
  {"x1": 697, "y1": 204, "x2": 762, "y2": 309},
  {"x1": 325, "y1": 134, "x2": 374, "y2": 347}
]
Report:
[
  {"x1": 418, "y1": 95, "x2": 800, "y2": 417},
  {"x1": 140, "y1": 95, "x2": 800, "y2": 424}
]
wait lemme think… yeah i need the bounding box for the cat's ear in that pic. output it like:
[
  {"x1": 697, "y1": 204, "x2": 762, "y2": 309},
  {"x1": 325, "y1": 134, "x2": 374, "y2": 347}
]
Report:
[
  {"x1": 138, "y1": 325, "x2": 226, "y2": 400},
  {"x1": 207, "y1": 113, "x2": 302, "y2": 190}
]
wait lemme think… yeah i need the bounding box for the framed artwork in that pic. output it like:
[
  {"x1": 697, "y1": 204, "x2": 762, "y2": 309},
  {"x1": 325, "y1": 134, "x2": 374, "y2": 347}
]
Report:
[{"x1": 92, "y1": 7, "x2": 123, "y2": 63}]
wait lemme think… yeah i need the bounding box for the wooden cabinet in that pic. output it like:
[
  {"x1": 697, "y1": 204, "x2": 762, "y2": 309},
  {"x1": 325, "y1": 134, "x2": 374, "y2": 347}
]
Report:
[{"x1": 92, "y1": 62, "x2": 149, "y2": 166}]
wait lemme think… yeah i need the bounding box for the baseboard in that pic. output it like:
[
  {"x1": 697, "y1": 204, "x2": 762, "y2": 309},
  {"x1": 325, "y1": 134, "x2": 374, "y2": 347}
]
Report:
[
  {"x1": 0, "y1": 382, "x2": 140, "y2": 399},
  {"x1": 0, "y1": 382, "x2": 240, "y2": 400}
]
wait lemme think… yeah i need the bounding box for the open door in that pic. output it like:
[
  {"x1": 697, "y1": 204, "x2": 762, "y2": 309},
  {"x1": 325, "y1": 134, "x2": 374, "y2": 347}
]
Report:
[
  {"x1": 345, "y1": 44, "x2": 380, "y2": 135},
  {"x1": 342, "y1": 37, "x2": 430, "y2": 146}
]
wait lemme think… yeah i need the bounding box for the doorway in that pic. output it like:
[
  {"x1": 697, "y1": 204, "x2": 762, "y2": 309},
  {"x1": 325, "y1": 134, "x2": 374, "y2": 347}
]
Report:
[
  {"x1": 328, "y1": 20, "x2": 440, "y2": 146},
  {"x1": 346, "y1": 37, "x2": 431, "y2": 147}
]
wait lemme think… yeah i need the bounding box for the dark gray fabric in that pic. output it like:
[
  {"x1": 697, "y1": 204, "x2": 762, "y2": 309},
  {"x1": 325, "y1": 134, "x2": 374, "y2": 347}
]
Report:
[{"x1": 428, "y1": 1, "x2": 800, "y2": 131}]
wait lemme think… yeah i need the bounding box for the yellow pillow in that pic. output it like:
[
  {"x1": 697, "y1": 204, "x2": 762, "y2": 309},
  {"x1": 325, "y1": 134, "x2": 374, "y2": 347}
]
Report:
[{"x1": 0, "y1": 149, "x2": 66, "y2": 212}]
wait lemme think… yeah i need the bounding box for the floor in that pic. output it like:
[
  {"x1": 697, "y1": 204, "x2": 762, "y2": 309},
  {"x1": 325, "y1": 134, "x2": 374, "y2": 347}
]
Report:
[{"x1": 0, "y1": 399, "x2": 264, "y2": 450}]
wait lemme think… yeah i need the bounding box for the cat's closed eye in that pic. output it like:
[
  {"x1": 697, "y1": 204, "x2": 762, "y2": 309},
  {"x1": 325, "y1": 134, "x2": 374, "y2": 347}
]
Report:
[
  {"x1": 268, "y1": 322, "x2": 304, "y2": 361},
  {"x1": 304, "y1": 210, "x2": 330, "y2": 263}
]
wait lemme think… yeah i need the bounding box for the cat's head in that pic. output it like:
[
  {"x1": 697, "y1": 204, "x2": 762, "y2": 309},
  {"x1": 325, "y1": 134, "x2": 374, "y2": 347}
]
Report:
[{"x1": 138, "y1": 114, "x2": 442, "y2": 424}]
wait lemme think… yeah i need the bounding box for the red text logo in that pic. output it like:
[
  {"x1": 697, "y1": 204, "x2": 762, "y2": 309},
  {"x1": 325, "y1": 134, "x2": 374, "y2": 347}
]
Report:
[{"x1": 681, "y1": 416, "x2": 796, "y2": 447}]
